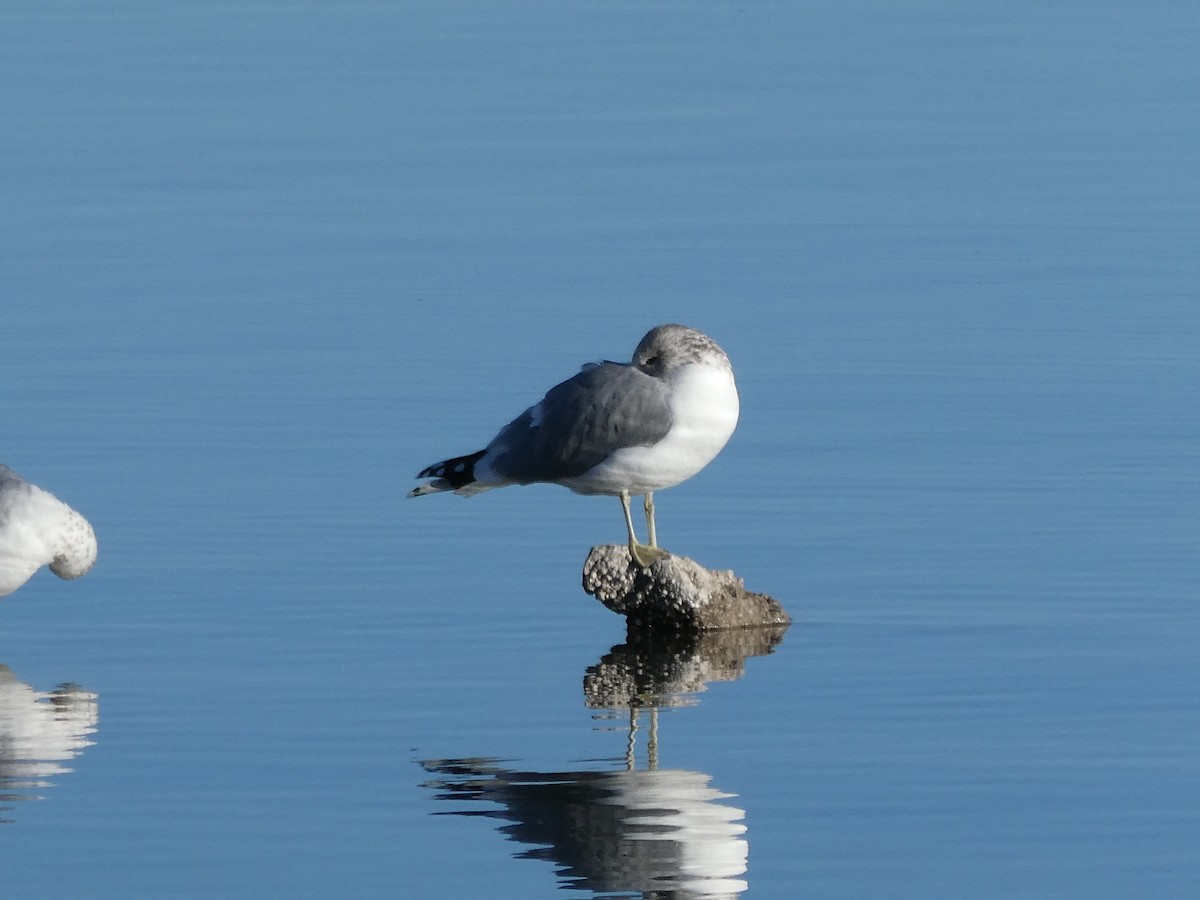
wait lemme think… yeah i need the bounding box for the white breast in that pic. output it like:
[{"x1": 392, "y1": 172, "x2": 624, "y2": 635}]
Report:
[{"x1": 566, "y1": 361, "x2": 740, "y2": 496}]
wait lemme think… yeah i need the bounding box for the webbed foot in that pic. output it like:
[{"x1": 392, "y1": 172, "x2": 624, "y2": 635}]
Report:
[{"x1": 629, "y1": 541, "x2": 669, "y2": 568}]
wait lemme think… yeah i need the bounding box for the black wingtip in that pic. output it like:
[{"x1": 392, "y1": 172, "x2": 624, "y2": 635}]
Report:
[{"x1": 414, "y1": 450, "x2": 486, "y2": 489}]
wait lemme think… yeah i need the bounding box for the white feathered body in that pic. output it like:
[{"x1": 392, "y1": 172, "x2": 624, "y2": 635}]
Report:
[
  {"x1": 558, "y1": 362, "x2": 739, "y2": 496},
  {"x1": 0, "y1": 466, "x2": 97, "y2": 599}
]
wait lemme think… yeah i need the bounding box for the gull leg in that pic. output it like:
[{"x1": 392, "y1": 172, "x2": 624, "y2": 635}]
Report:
[
  {"x1": 625, "y1": 707, "x2": 637, "y2": 770},
  {"x1": 620, "y1": 491, "x2": 667, "y2": 568},
  {"x1": 647, "y1": 706, "x2": 659, "y2": 771},
  {"x1": 643, "y1": 492, "x2": 657, "y2": 548},
  {"x1": 620, "y1": 490, "x2": 639, "y2": 545}
]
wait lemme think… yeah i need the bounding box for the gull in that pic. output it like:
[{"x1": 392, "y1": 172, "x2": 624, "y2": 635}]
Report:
[
  {"x1": 409, "y1": 324, "x2": 739, "y2": 566},
  {"x1": 0, "y1": 465, "x2": 98, "y2": 599}
]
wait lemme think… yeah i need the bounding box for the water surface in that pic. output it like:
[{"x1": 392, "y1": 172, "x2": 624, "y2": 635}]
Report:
[{"x1": 1, "y1": 1, "x2": 1197, "y2": 897}]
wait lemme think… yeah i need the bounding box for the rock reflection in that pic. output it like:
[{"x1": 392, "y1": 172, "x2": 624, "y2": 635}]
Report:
[
  {"x1": 419, "y1": 627, "x2": 787, "y2": 897},
  {"x1": 584, "y1": 625, "x2": 789, "y2": 714},
  {"x1": 0, "y1": 664, "x2": 98, "y2": 823}
]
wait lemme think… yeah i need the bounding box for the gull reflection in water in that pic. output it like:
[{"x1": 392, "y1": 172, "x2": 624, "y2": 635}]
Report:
[
  {"x1": 420, "y1": 625, "x2": 787, "y2": 898},
  {"x1": 0, "y1": 664, "x2": 98, "y2": 823}
]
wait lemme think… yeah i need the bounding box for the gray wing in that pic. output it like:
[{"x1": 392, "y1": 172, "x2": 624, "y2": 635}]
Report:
[{"x1": 485, "y1": 362, "x2": 672, "y2": 484}]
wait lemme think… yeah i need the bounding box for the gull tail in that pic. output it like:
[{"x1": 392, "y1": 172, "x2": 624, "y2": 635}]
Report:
[{"x1": 408, "y1": 450, "x2": 487, "y2": 497}]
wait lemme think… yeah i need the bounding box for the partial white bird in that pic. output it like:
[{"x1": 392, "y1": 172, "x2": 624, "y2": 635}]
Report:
[
  {"x1": 409, "y1": 324, "x2": 739, "y2": 566},
  {"x1": 0, "y1": 465, "x2": 98, "y2": 599}
]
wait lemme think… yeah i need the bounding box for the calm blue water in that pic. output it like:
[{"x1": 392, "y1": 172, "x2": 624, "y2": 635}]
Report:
[{"x1": 2, "y1": 0, "x2": 1198, "y2": 897}]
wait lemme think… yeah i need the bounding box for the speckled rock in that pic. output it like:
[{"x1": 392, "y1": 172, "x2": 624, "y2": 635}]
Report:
[{"x1": 581, "y1": 544, "x2": 790, "y2": 632}]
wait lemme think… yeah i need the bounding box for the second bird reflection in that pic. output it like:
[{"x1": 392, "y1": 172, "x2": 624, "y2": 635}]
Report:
[{"x1": 0, "y1": 665, "x2": 98, "y2": 824}]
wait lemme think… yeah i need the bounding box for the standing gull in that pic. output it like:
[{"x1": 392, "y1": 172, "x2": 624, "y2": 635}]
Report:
[
  {"x1": 409, "y1": 324, "x2": 739, "y2": 566},
  {"x1": 0, "y1": 465, "x2": 98, "y2": 599}
]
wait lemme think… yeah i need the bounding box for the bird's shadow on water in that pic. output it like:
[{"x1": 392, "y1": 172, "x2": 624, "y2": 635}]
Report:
[
  {"x1": 418, "y1": 625, "x2": 789, "y2": 898},
  {"x1": 0, "y1": 663, "x2": 98, "y2": 824}
]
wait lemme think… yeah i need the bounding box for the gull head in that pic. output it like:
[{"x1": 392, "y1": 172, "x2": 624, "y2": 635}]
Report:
[
  {"x1": 632, "y1": 324, "x2": 734, "y2": 380},
  {"x1": 48, "y1": 509, "x2": 99, "y2": 580},
  {"x1": 0, "y1": 465, "x2": 98, "y2": 597}
]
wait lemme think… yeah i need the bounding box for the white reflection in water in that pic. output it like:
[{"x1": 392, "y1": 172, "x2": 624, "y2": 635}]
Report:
[
  {"x1": 0, "y1": 665, "x2": 98, "y2": 822},
  {"x1": 420, "y1": 758, "x2": 748, "y2": 898},
  {"x1": 420, "y1": 627, "x2": 788, "y2": 897}
]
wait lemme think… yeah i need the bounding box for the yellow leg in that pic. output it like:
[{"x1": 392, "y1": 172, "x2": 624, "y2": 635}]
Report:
[
  {"x1": 619, "y1": 491, "x2": 667, "y2": 568},
  {"x1": 619, "y1": 490, "x2": 639, "y2": 545},
  {"x1": 643, "y1": 492, "x2": 657, "y2": 548}
]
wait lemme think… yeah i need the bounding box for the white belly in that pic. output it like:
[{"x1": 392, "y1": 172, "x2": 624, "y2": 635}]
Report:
[{"x1": 560, "y1": 362, "x2": 739, "y2": 496}]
